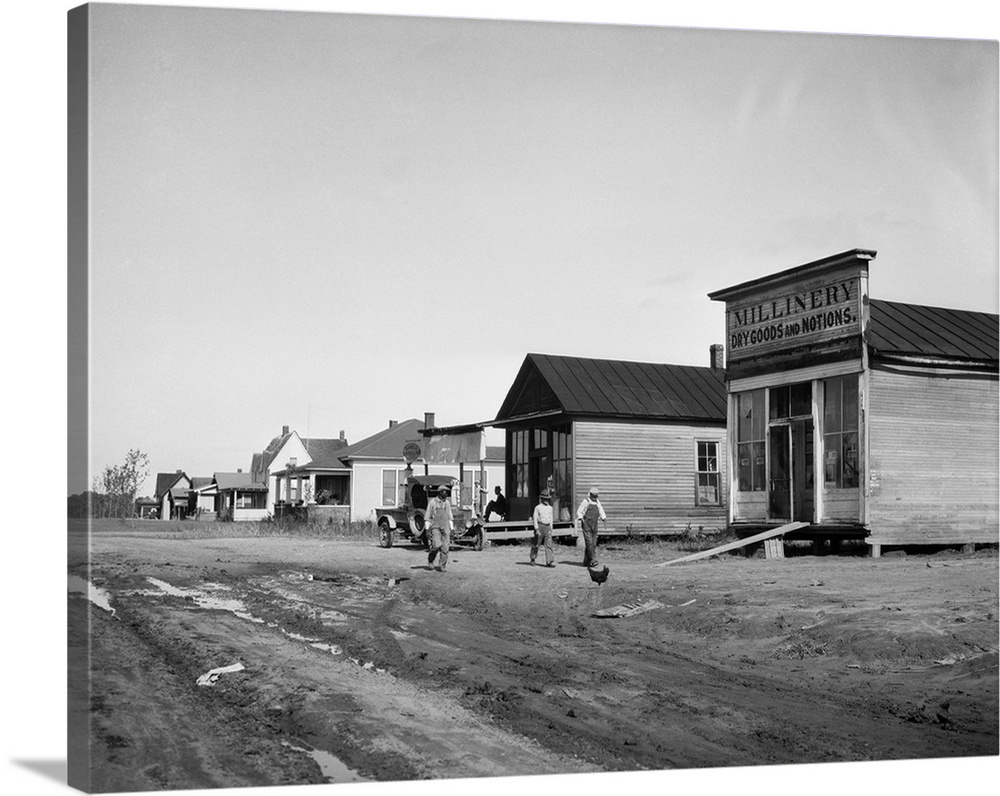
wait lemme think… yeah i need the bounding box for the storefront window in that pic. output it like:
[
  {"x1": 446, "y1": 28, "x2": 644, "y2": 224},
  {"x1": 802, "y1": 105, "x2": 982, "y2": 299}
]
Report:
[
  {"x1": 823, "y1": 375, "x2": 859, "y2": 488},
  {"x1": 737, "y1": 389, "x2": 766, "y2": 491},
  {"x1": 550, "y1": 424, "x2": 573, "y2": 519},
  {"x1": 770, "y1": 381, "x2": 811, "y2": 420},
  {"x1": 511, "y1": 429, "x2": 529, "y2": 498}
]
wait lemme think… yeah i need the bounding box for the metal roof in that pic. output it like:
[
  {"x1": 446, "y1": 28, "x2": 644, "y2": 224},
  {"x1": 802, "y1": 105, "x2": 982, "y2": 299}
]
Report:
[
  {"x1": 868, "y1": 299, "x2": 998, "y2": 364},
  {"x1": 496, "y1": 353, "x2": 728, "y2": 424}
]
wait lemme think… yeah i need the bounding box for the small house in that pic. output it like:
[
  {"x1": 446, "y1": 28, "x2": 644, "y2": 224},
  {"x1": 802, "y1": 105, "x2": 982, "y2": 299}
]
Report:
[
  {"x1": 213, "y1": 471, "x2": 269, "y2": 521},
  {"x1": 153, "y1": 470, "x2": 191, "y2": 520},
  {"x1": 492, "y1": 352, "x2": 729, "y2": 536}
]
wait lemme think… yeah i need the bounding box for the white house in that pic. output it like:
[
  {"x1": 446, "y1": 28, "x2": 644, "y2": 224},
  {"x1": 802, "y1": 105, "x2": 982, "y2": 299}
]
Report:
[
  {"x1": 269, "y1": 413, "x2": 505, "y2": 523},
  {"x1": 250, "y1": 426, "x2": 348, "y2": 515},
  {"x1": 153, "y1": 471, "x2": 191, "y2": 520}
]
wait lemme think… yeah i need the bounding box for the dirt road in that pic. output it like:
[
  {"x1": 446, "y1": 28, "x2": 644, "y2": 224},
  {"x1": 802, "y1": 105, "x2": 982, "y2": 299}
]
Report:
[{"x1": 68, "y1": 525, "x2": 998, "y2": 792}]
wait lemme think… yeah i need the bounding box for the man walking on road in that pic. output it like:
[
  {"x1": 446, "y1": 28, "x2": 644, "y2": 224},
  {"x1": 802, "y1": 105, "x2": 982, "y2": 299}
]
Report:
[
  {"x1": 531, "y1": 489, "x2": 556, "y2": 567},
  {"x1": 425, "y1": 485, "x2": 454, "y2": 572},
  {"x1": 577, "y1": 487, "x2": 607, "y2": 568}
]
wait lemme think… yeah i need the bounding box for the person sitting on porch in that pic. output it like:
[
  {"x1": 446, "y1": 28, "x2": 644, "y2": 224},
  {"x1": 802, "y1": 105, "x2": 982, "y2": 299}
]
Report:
[{"x1": 483, "y1": 486, "x2": 507, "y2": 521}]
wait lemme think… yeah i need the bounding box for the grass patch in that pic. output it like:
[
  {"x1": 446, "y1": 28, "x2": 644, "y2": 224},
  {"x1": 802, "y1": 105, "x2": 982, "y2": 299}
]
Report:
[{"x1": 70, "y1": 516, "x2": 380, "y2": 542}]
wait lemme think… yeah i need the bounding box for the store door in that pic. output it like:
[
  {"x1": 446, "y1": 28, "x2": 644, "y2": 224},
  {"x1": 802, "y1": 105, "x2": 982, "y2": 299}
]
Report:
[
  {"x1": 791, "y1": 418, "x2": 814, "y2": 523},
  {"x1": 769, "y1": 419, "x2": 814, "y2": 523},
  {"x1": 768, "y1": 425, "x2": 790, "y2": 520}
]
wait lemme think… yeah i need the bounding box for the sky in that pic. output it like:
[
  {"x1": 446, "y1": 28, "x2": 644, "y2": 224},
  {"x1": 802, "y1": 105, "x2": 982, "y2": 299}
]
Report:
[{"x1": 67, "y1": 1, "x2": 999, "y2": 500}]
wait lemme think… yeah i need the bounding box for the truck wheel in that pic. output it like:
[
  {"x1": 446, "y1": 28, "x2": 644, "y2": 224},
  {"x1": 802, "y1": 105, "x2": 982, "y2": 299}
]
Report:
[{"x1": 378, "y1": 521, "x2": 394, "y2": 548}]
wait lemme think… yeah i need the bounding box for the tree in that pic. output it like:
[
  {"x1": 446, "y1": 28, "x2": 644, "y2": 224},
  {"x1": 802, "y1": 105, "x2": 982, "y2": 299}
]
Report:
[{"x1": 98, "y1": 449, "x2": 150, "y2": 518}]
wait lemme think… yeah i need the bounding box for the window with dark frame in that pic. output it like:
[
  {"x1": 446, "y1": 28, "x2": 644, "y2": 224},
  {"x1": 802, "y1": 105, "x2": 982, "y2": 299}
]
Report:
[{"x1": 696, "y1": 440, "x2": 722, "y2": 505}]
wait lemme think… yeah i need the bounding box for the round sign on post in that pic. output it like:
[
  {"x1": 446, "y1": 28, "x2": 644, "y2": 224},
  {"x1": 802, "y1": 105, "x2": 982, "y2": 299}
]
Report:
[{"x1": 403, "y1": 442, "x2": 421, "y2": 462}]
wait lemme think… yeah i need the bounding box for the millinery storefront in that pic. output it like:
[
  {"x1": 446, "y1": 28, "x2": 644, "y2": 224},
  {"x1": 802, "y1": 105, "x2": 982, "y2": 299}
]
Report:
[{"x1": 709, "y1": 249, "x2": 999, "y2": 555}]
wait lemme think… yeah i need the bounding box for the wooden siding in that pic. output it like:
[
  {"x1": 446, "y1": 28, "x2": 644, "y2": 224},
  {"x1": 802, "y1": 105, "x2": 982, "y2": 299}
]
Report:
[
  {"x1": 867, "y1": 367, "x2": 999, "y2": 544},
  {"x1": 574, "y1": 421, "x2": 728, "y2": 535},
  {"x1": 733, "y1": 491, "x2": 766, "y2": 521},
  {"x1": 822, "y1": 489, "x2": 860, "y2": 522}
]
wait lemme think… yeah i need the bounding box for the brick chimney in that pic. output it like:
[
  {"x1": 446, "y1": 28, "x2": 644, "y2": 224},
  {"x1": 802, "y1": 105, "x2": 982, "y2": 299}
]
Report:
[
  {"x1": 424, "y1": 412, "x2": 436, "y2": 429},
  {"x1": 339, "y1": 429, "x2": 345, "y2": 440},
  {"x1": 710, "y1": 344, "x2": 725, "y2": 371},
  {"x1": 282, "y1": 425, "x2": 289, "y2": 435},
  {"x1": 388, "y1": 420, "x2": 398, "y2": 428}
]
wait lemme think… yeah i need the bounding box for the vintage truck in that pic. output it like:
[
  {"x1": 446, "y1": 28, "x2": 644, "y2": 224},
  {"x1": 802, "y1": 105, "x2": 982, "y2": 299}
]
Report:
[
  {"x1": 374, "y1": 473, "x2": 577, "y2": 551},
  {"x1": 374, "y1": 474, "x2": 487, "y2": 550}
]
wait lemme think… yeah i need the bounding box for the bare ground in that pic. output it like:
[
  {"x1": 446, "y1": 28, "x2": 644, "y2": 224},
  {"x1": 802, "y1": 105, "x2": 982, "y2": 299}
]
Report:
[{"x1": 68, "y1": 524, "x2": 999, "y2": 792}]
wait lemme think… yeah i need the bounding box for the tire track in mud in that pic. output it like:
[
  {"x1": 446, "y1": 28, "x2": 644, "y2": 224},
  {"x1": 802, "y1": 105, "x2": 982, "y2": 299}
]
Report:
[
  {"x1": 75, "y1": 596, "x2": 329, "y2": 792},
  {"x1": 82, "y1": 565, "x2": 602, "y2": 788},
  {"x1": 77, "y1": 542, "x2": 998, "y2": 786},
  {"x1": 261, "y1": 566, "x2": 997, "y2": 771}
]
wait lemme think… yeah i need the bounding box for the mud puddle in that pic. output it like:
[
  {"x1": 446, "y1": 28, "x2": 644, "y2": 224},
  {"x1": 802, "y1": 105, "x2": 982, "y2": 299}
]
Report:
[
  {"x1": 282, "y1": 741, "x2": 369, "y2": 784},
  {"x1": 68, "y1": 574, "x2": 117, "y2": 617}
]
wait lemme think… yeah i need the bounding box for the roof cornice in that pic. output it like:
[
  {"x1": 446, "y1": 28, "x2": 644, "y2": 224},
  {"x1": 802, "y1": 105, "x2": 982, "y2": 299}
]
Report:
[{"x1": 708, "y1": 248, "x2": 876, "y2": 302}]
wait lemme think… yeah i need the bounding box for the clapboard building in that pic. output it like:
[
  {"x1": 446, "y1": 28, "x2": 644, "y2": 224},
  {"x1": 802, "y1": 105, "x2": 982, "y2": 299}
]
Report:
[
  {"x1": 708, "y1": 249, "x2": 999, "y2": 555},
  {"x1": 492, "y1": 352, "x2": 729, "y2": 536}
]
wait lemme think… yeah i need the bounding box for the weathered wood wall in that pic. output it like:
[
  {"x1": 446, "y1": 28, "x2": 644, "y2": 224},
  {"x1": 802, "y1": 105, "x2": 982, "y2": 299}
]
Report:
[
  {"x1": 867, "y1": 367, "x2": 999, "y2": 544},
  {"x1": 822, "y1": 489, "x2": 860, "y2": 522},
  {"x1": 574, "y1": 420, "x2": 728, "y2": 536}
]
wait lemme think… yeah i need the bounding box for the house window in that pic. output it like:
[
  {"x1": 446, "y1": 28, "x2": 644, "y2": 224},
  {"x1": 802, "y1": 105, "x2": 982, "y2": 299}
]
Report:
[
  {"x1": 823, "y1": 375, "x2": 859, "y2": 488},
  {"x1": 236, "y1": 491, "x2": 266, "y2": 509},
  {"x1": 696, "y1": 441, "x2": 722, "y2": 506},
  {"x1": 381, "y1": 469, "x2": 399, "y2": 506},
  {"x1": 736, "y1": 389, "x2": 766, "y2": 491}
]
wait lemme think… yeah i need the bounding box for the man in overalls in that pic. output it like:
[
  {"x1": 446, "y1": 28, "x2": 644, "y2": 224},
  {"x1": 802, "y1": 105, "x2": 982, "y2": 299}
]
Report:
[
  {"x1": 425, "y1": 485, "x2": 454, "y2": 572},
  {"x1": 576, "y1": 487, "x2": 607, "y2": 568}
]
